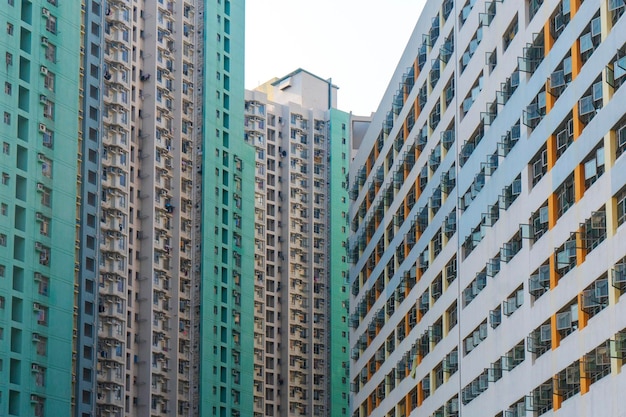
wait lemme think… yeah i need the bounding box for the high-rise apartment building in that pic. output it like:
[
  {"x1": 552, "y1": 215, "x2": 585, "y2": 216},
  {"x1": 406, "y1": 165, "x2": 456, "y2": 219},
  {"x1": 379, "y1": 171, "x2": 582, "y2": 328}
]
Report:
[
  {"x1": 198, "y1": 2, "x2": 252, "y2": 417},
  {"x1": 0, "y1": 1, "x2": 83, "y2": 416},
  {"x1": 245, "y1": 69, "x2": 351, "y2": 417},
  {"x1": 2, "y1": 0, "x2": 246, "y2": 416},
  {"x1": 348, "y1": 1, "x2": 626, "y2": 417},
  {"x1": 93, "y1": 0, "x2": 246, "y2": 416}
]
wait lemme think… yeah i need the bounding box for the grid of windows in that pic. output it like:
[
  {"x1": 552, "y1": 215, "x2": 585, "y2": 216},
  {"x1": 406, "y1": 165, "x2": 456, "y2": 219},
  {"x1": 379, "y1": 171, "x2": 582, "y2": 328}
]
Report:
[{"x1": 348, "y1": 1, "x2": 626, "y2": 417}]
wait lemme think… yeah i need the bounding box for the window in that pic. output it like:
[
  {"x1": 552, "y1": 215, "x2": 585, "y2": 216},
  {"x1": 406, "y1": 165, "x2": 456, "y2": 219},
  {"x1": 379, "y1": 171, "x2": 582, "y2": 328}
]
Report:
[
  {"x1": 447, "y1": 302, "x2": 458, "y2": 330},
  {"x1": 41, "y1": 186, "x2": 51, "y2": 207},
  {"x1": 503, "y1": 15, "x2": 518, "y2": 51},
  {"x1": 36, "y1": 274, "x2": 49, "y2": 296},
  {"x1": 616, "y1": 186, "x2": 626, "y2": 227},
  {"x1": 34, "y1": 364, "x2": 46, "y2": 386},
  {"x1": 46, "y1": 16, "x2": 57, "y2": 34},
  {"x1": 45, "y1": 43, "x2": 56, "y2": 62},
  {"x1": 616, "y1": 118, "x2": 626, "y2": 158},
  {"x1": 1, "y1": 173, "x2": 9, "y2": 185},
  {"x1": 39, "y1": 217, "x2": 50, "y2": 237},
  {"x1": 530, "y1": 144, "x2": 548, "y2": 187},
  {"x1": 3, "y1": 112, "x2": 10, "y2": 125},
  {"x1": 41, "y1": 157, "x2": 52, "y2": 178},
  {"x1": 44, "y1": 72, "x2": 55, "y2": 91},
  {"x1": 556, "y1": 174, "x2": 575, "y2": 218},
  {"x1": 528, "y1": 0, "x2": 544, "y2": 20},
  {"x1": 487, "y1": 48, "x2": 497, "y2": 73},
  {"x1": 5, "y1": 52, "x2": 12, "y2": 66},
  {"x1": 43, "y1": 100, "x2": 54, "y2": 119},
  {"x1": 2, "y1": 142, "x2": 8, "y2": 154},
  {"x1": 42, "y1": 130, "x2": 53, "y2": 148}
]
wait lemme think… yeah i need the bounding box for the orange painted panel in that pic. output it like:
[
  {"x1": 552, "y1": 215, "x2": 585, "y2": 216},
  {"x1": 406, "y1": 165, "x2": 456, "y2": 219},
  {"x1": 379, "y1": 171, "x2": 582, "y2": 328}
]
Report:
[
  {"x1": 553, "y1": 389, "x2": 563, "y2": 411},
  {"x1": 417, "y1": 381, "x2": 424, "y2": 406},
  {"x1": 548, "y1": 192, "x2": 558, "y2": 230},
  {"x1": 577, "y1": 293, "x2": 588, "y2": 330},
  {"x1": 574, "y1": 164, "x2": 585, "y2": 202},
  {"x1": 580, "y1": 360, "x2": 590, "y2": 394},
  {"x1": 572, "y1": 104, "x2": 584, "y2": 141},
  {"x1": 547, "y1": 135, "x2": 557, "y2": 170},
  {"x1": 571, "y1": 39, "x2": 582, "y2": 79},
  {"x1": 551, "y1": 313, "x2": 561, "y2": 350},
  {"x1": 544, "y1": 21, "x2": 554, "y2": 55}
]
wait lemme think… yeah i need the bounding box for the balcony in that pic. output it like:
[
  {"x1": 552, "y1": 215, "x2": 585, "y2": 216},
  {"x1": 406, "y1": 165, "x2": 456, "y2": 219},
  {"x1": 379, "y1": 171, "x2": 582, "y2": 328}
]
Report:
[
  {"x1": 105, "y1": 1, "x2": 131, "y2": 27},
  {"x1": 99, "y1": 297, "x2": 125, "y2": 322},
  {"x1": 103, "y1": 110, "x2": 127, "y2": 129},
  {"x1": 97, "y1": 384, "x2": 124, "y2": 408},
  {"x1": 105, "y1": 45, "x2": 129, "y2": 68},
  {"x1": 104, "y1": 63, "x2": 128, "y2": 87},
  {"x1": 98, "y1": 341, "x2": 125, "y2": 366},
  {"x1": 98, "y1": 327, "x2": 126, "y2": 351},
  {"x1": 97, "y1": 365, "x2": 123, "y2": 384}
]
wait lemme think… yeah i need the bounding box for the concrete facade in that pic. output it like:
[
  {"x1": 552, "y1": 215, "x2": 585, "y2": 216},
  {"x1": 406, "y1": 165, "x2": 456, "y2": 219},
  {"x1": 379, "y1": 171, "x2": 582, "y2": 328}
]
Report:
[
  {"x1": 348, "y1": 1, "x2": 626, "y2": 417},
  {"x1": 245, "y1": 69, "x2": 351, "y2": 417}
]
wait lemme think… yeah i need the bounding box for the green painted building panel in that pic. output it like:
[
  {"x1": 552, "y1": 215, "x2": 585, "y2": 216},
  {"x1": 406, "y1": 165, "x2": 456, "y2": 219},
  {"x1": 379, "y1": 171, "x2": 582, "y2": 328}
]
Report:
[
  {"x1": 199, "y1": 0, "x2": 253, "y2": 416},
  {"x1": 0, "y1": 1, "x2": 82, "y2": 415},
  {"x1": 328, "y1": 109, "x2": 351, "y2": 417}
]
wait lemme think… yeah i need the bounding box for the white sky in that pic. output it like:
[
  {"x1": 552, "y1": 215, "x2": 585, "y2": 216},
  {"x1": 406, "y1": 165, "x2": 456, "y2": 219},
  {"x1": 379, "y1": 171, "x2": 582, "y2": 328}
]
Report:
[{"x1": 245, "y1": 0, "x2": 427, "y2": 116}]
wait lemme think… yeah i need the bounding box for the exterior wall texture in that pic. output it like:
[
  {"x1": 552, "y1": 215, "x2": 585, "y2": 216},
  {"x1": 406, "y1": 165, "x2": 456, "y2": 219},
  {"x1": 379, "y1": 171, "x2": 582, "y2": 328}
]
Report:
[
  {"x1": 2, "y1": 0, "x2": 247, "y2": 416},
  {"x1": 348, "y1": 1, "x2": 626, "y2": 417},
  {"x1": 199, "y1": 1, "x2": 253, "y2": 417},
  {"x1": 245, "y1": 69, "x2": 351, "y2": 417},
  {"x1": 76, "y1": 1, "x2": 105, "y2": 414},
  {"x1": 0, "y1": 1, "x2": 83, "y2": 416}
]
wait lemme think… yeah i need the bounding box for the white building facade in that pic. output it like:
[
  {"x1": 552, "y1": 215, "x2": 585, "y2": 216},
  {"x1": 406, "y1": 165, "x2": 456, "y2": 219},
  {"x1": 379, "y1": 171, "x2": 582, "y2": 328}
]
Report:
[
  {"x1": 246, "y1": 69, "x2": 351, "y2": 417},
  {"x1": 348, "y1": 1, "x2": 626, "y2": 417}
]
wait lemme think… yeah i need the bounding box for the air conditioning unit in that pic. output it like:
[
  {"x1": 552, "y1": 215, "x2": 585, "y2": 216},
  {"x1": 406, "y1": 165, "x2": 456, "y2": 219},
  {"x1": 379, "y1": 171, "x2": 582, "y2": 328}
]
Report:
[
  {"x1": 39, "y1": 94, "x2": 48, "y2": 104},
  {"x1": 41, "y1": 36, "x2": 49, "y2": 46},
  {"x1": 32, "y1": 333, "x2": 41, "y2": 342},
  {"x1": 37, "y1": 153, "x2": 46, "y2": 162},
  {"x1": 36, "y1": 212, "x2": 45, "y2": 221},
  {"x1": 30, "y1": 394, "x2": 39, "y2": 403},
  {"x1": 42, "y1": 8, "x2": 50, "y2": 17},
  {"x1": 38, "y1": 123, "x2": 47, "y2": 133},
  {"x1": 35, "y1": 242, "x2": 44, "y2": 251},
  {"x1": 40, "y1": 65, "x2": 48, "y2": 75},
  {"x1": 33, "y1": 302, "x2": 42, "y2": 310}
]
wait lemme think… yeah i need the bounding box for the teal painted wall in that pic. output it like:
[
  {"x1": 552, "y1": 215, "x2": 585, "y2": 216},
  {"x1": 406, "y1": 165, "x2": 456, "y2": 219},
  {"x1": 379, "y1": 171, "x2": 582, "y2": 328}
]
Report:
[
  {"x1": 199, "y1": 1, "x2": 254, "y2": 416},
  {"x1": 328, "y1": 109, "x2": 351, "y2": 417},
  {"x1": 0, "y1": 1, "x2": 82, "y2": 416}
]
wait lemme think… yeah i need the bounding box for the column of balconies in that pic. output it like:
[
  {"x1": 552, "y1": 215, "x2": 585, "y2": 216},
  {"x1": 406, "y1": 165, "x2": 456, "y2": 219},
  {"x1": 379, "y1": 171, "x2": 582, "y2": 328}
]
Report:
[
  {"x1": 253, "y1": 180, "x2": 266, "y2": 414},
  {"x1": 175, "y1": 7, "x2": 195, "y2": 409},
  {"x1": 100, "y1": 8, "x2": 132, "y2": 413},
  {"x1": 96, "y1": 309, "x2": 126, "y2": 415}
]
